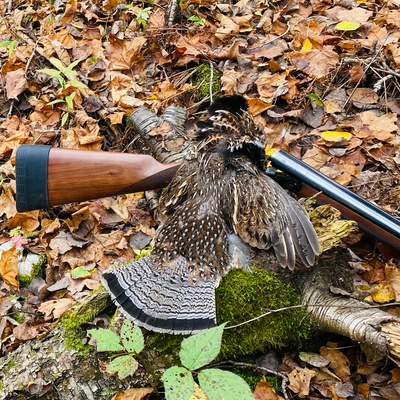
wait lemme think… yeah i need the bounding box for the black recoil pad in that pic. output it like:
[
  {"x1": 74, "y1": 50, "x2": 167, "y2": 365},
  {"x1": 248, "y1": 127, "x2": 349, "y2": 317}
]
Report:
[{"x1": 16, "y1": 145, "x2": 51, "y2": 212}]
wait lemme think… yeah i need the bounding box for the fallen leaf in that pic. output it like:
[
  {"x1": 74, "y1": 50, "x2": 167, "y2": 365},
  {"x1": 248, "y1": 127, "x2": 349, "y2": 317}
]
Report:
[
  {"x1": 320, "y1": 344, "x2": 350, "y2": 381},
  {"x1": 5, "y1": 69, "x2": 28, "y2": 100},
  {"x1": 111, "y1": 387, "x2": 153, "y2": 400},
  {"x1": 38, "y1": 298, "x2": 75, "y2": 320},
  {"x1": 7, "y1": 210, "x2": 40, "y2": 233},
  {"x1": 0, "y1": 245, "x2": 19, "y2": 288},
  {"x1": 320, "y1": 131, "x2": 352, "y2": 146},
  {"x1": 371, "y1": 282, "x2": 395, "y2": 303},
  {"x1": 253, "y1": 376, "x2": 284, "y2": 400},
  {"x1": 288, "y1": 368, "x2": 316, "y2": 397},
  {"x1": 13, "y1": 322, "x2": 53, "y2": 341}
]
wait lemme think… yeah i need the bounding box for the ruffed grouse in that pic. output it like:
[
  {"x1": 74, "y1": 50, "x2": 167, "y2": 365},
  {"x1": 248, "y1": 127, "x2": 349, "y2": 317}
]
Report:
[{"x1": 102, "y1": 96, "x2": 320, "y2": 334}]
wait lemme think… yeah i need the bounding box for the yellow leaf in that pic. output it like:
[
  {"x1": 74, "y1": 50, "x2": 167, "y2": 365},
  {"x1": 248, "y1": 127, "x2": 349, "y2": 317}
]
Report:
[
  {"x1": 372, "y1": 282, "x2": 395, "y2": 304},
  {"x1": 336, "y1": 21, "x2": 360, "y2": 31},
  {"x1": 321, "y1": 131, "x2": 352, "y2": 143},
  {"x1": 189, "y1": 383, "x2": 209, "y2": 400},
  {"x1": 0, "y1": 246, "x2": 19, "y2": 288},
  {"x1": 301, "y1": 38, "x2": 313, "y2": 54}
]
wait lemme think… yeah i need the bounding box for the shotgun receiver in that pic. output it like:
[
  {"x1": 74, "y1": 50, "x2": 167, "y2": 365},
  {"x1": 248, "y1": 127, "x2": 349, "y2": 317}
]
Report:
[{"x1": 15, "y1": 144, "x2": 400, "y2": 252}]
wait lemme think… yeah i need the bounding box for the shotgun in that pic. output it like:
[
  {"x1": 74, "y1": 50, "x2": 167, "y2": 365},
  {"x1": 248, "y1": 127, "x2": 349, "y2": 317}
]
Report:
[{"x1": 15, "y1": 144, "x2": 400, "y2": 252}]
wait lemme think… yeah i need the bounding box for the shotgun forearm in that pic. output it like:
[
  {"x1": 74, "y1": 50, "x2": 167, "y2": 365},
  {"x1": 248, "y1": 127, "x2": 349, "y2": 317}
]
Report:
[{"x1": 16, "y1": 145, "x2": 180, "y2": 212}]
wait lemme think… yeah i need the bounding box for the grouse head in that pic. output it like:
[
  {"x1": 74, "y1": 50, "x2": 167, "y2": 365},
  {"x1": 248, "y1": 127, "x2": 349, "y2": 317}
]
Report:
[{"x1": 195, "y1": 96, "x2": 266, "y2": 169}]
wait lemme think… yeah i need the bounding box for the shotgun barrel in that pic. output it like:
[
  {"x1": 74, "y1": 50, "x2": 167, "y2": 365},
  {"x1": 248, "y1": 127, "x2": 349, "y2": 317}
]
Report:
[
  {"x1": 15, "y1": 145, "x2": 180, "y2": 212},
  {"x1": 267, "y1": 149, "x2": 400, "y2": 252}
]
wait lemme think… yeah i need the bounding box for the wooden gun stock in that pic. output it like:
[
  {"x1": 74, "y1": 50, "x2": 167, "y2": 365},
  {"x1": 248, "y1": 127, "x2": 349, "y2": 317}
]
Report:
[
  {"x1": 16, "y1": 145, "x2": 179, "y2": 212},
  {"x1": 16, "y1": 145, "x2": 400, "y2": 253}
]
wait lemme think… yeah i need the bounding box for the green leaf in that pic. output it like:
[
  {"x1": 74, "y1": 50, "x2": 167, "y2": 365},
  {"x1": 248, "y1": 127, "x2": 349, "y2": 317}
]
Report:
[
  {"x1": 335, "y1": 21, "x2": 360, "y2": 31},
  {"x1": 65, "y1": 92, "x2": 76, "y2": 109},
  {"x1": 61, "y1": 112, "x2": 69, "y2": 127},
  {"x1": 88, "y1": 328, "x2": 124, "y2": 352},
  {"x1": 162, "y1": 366, "x2": 194, "y2": 400},
  {"x1": 198, "y1": 369, "x2": 254, "y2": 400},
  {"x1": 309, "y1": 93, "x2": 323, "y2": 106},
  {"x1": 70, "y1": 266, "x2": 91, "y2": 279},
  {"x1": 121, "y1": 320, "x2": 144, "y2": 353},
  {"x1": 8, "y1": 40, "x2": 16, "y2": 56},
  {"x1": 37, "y1": 69, "x2": 65, "y2": 87},
  {"x1": 48, "y1": 99, "x2": 65, "y2": 105},
  {"x1": 106, "y1": 355, "x2": 138, "y2": 379},
  {"x1": 179, "y1": 323, "x2": 225, "y2": 371},
  {"x1": 10, "y1": 226, "x2": 21, "y2": 236},
  {"x1": 0, "y1": 40, "x2": 11, "y2": 48},
  {"x1": 67, "y1": 80, "x2": 88, "y2": 89},
  {"x1": 64, "y1": 59, "x2": 81, "y2": 74},
  {"x1": 49, "y1": 57, "x2": 65, "y2": 72}
]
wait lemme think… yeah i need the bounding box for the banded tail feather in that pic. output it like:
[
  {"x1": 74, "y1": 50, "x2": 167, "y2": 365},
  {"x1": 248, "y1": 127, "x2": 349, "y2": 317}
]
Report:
[{"x1": 101, "y1": 256, "x2": 217, "y2": 334}]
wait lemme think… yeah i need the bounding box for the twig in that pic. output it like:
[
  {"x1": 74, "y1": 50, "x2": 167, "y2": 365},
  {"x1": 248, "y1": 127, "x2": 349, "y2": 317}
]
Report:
[
  {"x1": 374, "y1": 66, "x2": 400, "y2": 79},
  {"x1": 25, "y1": 41, "x2": 38, "y2": 73},
  {"x1": 374, "y1": 74, "x2": 393, "y2": 92},
  {"x1": 209, "y1": 61, "x2": 214, "y2": 103},
  {"x1": 7, "y1": 100, "x2": 14, "y2": 119},
  {"x1": 342, "y1": 34, "x2": 389, "y2": 110}
]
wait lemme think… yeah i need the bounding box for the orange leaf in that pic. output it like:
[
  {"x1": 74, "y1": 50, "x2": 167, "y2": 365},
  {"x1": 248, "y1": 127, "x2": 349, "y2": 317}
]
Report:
[{"x1": 0, "y1": 245, "x2": 19, "y2": 289}]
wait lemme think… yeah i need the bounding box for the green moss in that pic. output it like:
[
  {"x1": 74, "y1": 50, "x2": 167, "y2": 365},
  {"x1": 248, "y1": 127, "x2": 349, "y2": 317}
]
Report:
[
  {"x1": 60, "y1": 288, "x2": 111, "y2": 352},
  {"x1": 191, "y1": 64, "x2": 221, "y2": 100},
  {"x1": 216, "y1": 269, "x2": 313, "y2": 359},
  {"x1": 18, "y1": 253, "x2": 46, "y2": 287},
  {"x1": 5, "y1": 360, "x2": 16, "y2": 372}
]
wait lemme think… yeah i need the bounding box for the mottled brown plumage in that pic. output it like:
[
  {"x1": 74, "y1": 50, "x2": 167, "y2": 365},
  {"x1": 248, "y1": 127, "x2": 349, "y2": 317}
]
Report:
[{"x1": 102, "y1": 96, "x2": 320, "y2": 334}]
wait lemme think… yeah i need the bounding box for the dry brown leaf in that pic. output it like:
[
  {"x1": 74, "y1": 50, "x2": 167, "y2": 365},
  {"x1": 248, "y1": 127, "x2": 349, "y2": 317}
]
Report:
[
  {"x1": 253, "y1": 377, "x2": 284, "y2": 400},
  {"x1": 0, "y1": 189, "x2": 17, "y2": 219},
  {"x1": 0, "y1": 246, "x2": 19, "y2": 288},
  {"x1": 111, "y1": 387, "x2": 153, "y2": 400},
  {"x1": 359, "y1": 111, "x2": 397, "y2": 141},
  {"x1": 288, "y1": 46, "x2": 339, "y2": 80},
  {"x1": 189, "y1": 383, "x2": 209, "y2": 400},
  {"x1": 5, "y1": 69, "x2": 28, "y2": 100},
  {"x1": 302, "y1": 147, "x2": 331, "y2": 169},
  {"x1": 104, "y1": 36, "x2": 147, "y2": 71},
  {"x1": 38, "y1": 298, "x2": 75, "y2": 320},
  {"x1": 215, "y1": 16, "x2": 240, "y2": 41},
  {"x1": 320, "y1": 344, "x2": 351, "y2": 381},
  {"x1": 288, "y1": 368, "x2": 316, "y2": 397},
  {"x1": 348, "y1": 88, "x2": 378, "y2": 105},
  {"x1": 247, "y1": 39, "x2": 288, "y2": 60},
  {"x1": 13, "y1": 322, "x2": 53, "y2": 341},
  {"x1": 7, "y1": 210, "x2": 40, "y2": 233},
  {"x1": 325, "y1": 6, "x2": 373, "y2": 24}
]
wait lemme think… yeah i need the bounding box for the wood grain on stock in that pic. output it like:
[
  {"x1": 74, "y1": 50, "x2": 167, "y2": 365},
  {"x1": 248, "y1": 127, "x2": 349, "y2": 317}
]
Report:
[{"x1": 47, "y1": 148, "x2": 180, "y2": 206}]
